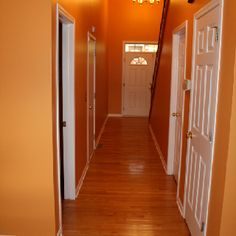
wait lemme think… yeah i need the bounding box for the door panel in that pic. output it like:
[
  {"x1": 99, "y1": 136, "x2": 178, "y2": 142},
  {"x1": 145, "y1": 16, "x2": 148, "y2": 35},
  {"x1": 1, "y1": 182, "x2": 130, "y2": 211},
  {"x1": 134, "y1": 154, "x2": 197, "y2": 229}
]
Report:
[
  {"x1": 186, "y1": 4, "x2": 220, "y2": 236},
  {"x1": 123, "y1": 52, "x2": 155, "y2": 116}
]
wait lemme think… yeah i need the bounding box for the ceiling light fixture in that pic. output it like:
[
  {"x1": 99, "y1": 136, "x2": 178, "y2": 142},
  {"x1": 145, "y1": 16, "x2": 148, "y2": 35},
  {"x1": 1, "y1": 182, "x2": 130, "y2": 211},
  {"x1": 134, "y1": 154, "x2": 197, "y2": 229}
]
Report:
[{"x1": 132, "y1": 0, "x2": 160, "y2": 4}]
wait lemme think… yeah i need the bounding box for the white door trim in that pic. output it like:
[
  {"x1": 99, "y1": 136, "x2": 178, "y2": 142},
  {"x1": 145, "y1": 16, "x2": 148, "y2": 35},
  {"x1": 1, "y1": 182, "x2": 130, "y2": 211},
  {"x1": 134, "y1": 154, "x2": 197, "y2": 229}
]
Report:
[
  {"x1": 87, "y1": 32, "x2": 96, "y2": 162},
  {"x1": 55, "y1": 2, "x2": 76, "y2": 232},
  {"x1": 184, "y1": 0, "x2": 224, "y2": 234},
  {"x1": 121, "y1": 41, "x2": 158, "y2": 116},
  {"x1": 167, "y1": 21, "x2": 188, "y2": 176}
]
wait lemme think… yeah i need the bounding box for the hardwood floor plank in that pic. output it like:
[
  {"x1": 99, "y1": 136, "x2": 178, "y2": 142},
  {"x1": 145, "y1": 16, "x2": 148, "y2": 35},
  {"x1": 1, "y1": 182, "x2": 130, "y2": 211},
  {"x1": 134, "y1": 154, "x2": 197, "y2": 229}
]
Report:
[{"x1": 62, "y1": 118, "x2": 190, "y2": 236}]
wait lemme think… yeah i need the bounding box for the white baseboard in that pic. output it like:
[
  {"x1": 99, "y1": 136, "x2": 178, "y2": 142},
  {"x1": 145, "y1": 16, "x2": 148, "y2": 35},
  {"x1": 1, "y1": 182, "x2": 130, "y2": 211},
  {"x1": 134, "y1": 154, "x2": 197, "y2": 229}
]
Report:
[
  {"x1": 108, "y1": 113, "x2": 123, "y2": 117},
  {"x1": 76, "y1": 162, "x2": 89, "y2": 198},
  {"x1": 57, "y1": 227, "x2": 63, "y2": 236},
  {"x1": 96, "y1": 115, "x2": 108, "y2": 147},
  {"x1": 177, "y1": 197, "x2": 185, "y2": 218},
  {"x1": 149, "y1": 124, "x2": 169, "y2": 175}
]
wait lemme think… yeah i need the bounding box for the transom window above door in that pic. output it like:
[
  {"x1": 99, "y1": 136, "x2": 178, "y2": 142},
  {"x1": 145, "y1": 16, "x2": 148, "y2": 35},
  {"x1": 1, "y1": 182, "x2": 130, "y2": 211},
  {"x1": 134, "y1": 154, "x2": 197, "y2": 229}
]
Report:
[{"x1": 125, "y1": 43, "x2": 158, "y2": 53}]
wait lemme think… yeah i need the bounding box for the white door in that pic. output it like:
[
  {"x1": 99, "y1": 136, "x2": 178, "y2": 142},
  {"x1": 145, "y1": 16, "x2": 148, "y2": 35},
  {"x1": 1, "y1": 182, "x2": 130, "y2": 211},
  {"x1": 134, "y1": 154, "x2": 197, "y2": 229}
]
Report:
[
  {"x1": 123, "y1": 52, "x2": 155, "y2": 116},
  {"x1": 57, "y1": 5, "x2": 76, "y2": 200},
  {"x1": 173, "y1": 31, "x2": 186, "y2": 182},
  {"x1": 87, "y1": 34, "x2": 96, "y2": 160},
  {"x1": 185, "y1": 3, "x2": 221, "y2": 235}
]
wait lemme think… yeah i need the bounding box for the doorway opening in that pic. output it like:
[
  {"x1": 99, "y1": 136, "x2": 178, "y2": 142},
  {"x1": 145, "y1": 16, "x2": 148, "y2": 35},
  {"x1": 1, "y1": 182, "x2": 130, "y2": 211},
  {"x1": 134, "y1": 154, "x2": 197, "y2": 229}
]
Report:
[
  {"x1": 56, "y1": 4, "x2": 76, "y2": 233},
  {"x1": 87, "y1": 32, "x2": 96, "y2": 162},
  {"x1": 167, "y1": 21, "x2": 188, "y2": 214},
  {"x1": 122, "y1": 42, "x2": 157, "y2": 117},
  {"x1": 58, "y1": 21, "x2": 65, "y2": 200}
]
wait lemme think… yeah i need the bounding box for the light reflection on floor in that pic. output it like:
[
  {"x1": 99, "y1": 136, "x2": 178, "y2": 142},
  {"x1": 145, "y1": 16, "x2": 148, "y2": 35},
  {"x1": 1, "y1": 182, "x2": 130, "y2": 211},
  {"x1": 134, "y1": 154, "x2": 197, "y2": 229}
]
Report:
[{"x1": 129, "y1": 162, "x2": 145, "y2": 174}]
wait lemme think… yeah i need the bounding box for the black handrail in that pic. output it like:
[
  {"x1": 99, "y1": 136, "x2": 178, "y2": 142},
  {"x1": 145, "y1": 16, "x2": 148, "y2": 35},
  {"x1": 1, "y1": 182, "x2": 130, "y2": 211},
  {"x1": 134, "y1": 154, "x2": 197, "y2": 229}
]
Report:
[{"x1": 149, "y1": 0, "x2": 170, "y2": 119}]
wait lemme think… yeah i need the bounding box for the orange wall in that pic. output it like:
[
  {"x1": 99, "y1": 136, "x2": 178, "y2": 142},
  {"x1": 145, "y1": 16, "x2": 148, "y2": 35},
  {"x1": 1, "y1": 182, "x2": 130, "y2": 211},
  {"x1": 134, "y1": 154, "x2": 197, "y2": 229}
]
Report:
[
  {"x1": 218, "y1": 50, "x2": 236, "y2": 236},
  {"x1": 56, "y1": 0, "x2": 109, "y2": 187},
  {"x1": 0, "y1": 0, "x2": 108, "y2": 235},
  {"x1": 149, "y1": 0, "x2": 209, "y2": 204},
  {"x1": 0, "y1": 1, "x2": 57, "y2": 235},
  {"x1": 107, "y1": 0, "x2": 163, "y2": 114}
]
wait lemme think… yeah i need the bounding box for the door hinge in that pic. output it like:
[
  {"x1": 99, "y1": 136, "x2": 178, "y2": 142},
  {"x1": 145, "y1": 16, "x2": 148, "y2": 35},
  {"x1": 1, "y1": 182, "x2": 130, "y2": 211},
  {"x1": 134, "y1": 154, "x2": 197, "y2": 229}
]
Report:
[
  {"x1": 213, "y1": 26, "x2": 219, "y2": 42},
  {"x1": 216, "y1": 27, "x2": 219, "y2": 42},
  {"x1": 201, "y1": 222, "x2": 205, "y2": 232},
  {"x1": 209, "y1": 131, "x2": 214, "y2": 143}
]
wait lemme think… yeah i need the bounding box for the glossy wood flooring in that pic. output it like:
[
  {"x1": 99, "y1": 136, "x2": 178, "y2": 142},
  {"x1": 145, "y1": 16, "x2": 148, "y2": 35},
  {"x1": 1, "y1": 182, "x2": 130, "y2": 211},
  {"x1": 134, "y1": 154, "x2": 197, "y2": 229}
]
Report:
[{"x1": 62, "y1": 118, "x2": 190, "y2": 236}]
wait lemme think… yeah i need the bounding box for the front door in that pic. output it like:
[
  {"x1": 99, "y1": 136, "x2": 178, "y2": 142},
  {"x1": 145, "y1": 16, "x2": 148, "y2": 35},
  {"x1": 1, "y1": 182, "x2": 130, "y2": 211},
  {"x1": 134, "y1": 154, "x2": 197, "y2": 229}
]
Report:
[
  {"x1": 185, "y1": 3, "x2": 221, "y2": 235},
  {"x1": 123, "y1": 52, "x2": 155, "y2": 116},
  {"x1": 88, "y1": 34, "x2": 96, "y2": 160}
]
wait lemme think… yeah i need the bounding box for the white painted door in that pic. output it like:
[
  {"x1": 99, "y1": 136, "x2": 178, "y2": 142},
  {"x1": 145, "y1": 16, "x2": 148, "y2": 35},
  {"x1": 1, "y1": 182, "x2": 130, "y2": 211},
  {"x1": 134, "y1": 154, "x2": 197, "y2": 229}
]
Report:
[
  {"x1": 57, "y1": 6, "x2": 76, "y2": 200},
  {"x1": 173, "y1": 31, "x2": 186, "y2": 182},
  {"x1": 88, "y1": 35, "x2": 96, "y2": 160},
  {"x1": 186, "y1": 4, "x2": 220, "y2": 236},
  {"x1": 123, "y1": 52, "x2": 155, "y2": 116}
]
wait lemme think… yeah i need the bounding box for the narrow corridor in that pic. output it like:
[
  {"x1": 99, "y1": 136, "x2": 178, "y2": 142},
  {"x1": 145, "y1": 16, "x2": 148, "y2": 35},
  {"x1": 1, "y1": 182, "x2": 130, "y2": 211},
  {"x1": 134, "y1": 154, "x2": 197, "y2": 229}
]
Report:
[{"x1": 62, "y1": 118, "x2": 190, "y2": 235}]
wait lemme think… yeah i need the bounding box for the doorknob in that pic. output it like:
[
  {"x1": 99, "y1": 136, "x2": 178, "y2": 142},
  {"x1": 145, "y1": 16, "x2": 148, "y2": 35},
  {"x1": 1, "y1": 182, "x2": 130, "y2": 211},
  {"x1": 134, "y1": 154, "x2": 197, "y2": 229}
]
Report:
[
  {"x1": 186, "y1": 131, "x2": 193, "y2": 139},
  {"x1": 89, "y1": 105, "x2": 93, "y2": 110},
  {"x1": 172, "y1": 112, "x2": 181, "y2": 117}
]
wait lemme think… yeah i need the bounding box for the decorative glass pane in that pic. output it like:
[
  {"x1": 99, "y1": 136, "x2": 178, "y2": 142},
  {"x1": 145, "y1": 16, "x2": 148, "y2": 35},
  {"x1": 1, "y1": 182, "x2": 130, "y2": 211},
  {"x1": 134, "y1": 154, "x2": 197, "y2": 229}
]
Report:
[
  {"x1": 125, "y1": 43, "x2": 158, "y2": 53},
  {"x1": 130, "y1": 57, "x2": 148, "y2": 65}
]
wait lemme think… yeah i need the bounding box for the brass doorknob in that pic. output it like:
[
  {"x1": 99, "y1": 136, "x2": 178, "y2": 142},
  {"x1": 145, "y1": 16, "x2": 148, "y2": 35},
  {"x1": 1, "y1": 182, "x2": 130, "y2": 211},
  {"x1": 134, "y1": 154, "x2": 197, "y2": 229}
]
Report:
[
  {"x1": 186, "y1": 131, "x2": 193, "y2": 139},
  {"x1": 172, "y1": 112, "x2": 181, "y2": 117}
]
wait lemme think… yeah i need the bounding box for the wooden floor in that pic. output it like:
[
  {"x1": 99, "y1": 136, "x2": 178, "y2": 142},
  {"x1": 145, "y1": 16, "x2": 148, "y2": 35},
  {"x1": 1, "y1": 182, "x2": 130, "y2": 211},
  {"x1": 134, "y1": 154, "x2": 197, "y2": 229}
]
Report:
[{"x1": 62, "y1": 118, "x2": 190, "y2": 236}]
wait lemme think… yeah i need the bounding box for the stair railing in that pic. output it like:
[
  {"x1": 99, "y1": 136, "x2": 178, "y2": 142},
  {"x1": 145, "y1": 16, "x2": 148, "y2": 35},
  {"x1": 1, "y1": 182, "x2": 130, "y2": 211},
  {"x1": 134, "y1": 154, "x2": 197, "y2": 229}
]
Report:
[{"x1": 149, "y1": 0, "x2": 170, "y2": 119}]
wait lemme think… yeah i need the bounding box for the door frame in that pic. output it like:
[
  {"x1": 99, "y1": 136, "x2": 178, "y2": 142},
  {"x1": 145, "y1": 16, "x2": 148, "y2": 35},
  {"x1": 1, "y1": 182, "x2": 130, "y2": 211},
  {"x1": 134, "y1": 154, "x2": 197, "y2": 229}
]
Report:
[
  {"x1": 55, "y1": 3, "x2": 76, "y2": 231},
  {"x1": 167, "y1": 21, "x2": 188, "y2": 178},
  {"x1": 87, "y1": 32, "x2": 96, "y2": 162},
  {"x1": 184, "y1": 0, "x2": 223, "y2": 234},
  {"x1": 121, "y1": 41, "x2": 158, "y2": 116}
]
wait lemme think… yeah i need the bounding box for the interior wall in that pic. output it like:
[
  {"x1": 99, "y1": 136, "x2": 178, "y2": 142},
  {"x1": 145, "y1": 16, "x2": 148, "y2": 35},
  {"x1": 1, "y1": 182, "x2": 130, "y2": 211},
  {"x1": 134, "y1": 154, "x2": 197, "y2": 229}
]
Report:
[
  {"x1": 55, "y1": 0, "x2": 109, "y2": 187},
  {"x1": 149, "y1": 0, "x2": 210, "y2": 205},
  {"x1": 0, "y1": 1, "x2": 57, "y2": 235},
  {"x1": 0, "y1": 0, "x2": 109, "y2": 234},
  {"x1": 218, "y1": 49, "x2": 236, "y2": 236},
  {"x1": 107, "y1": 0, "x2": 163, "y2": 114}
]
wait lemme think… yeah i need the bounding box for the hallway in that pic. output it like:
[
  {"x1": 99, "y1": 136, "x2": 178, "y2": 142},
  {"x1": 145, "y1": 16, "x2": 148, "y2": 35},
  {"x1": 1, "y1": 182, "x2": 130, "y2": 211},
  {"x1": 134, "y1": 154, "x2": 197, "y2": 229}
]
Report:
[{"x1": 62, "y1": 118, "x2": 190, "y2": 235}]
